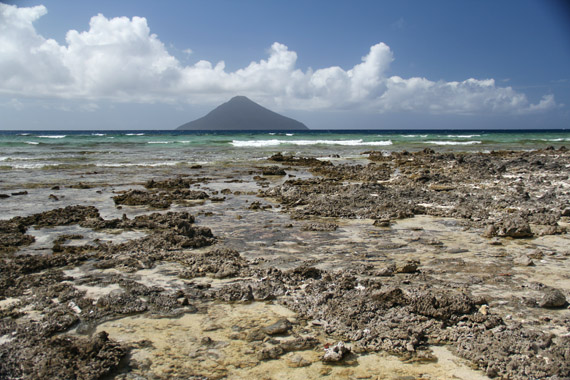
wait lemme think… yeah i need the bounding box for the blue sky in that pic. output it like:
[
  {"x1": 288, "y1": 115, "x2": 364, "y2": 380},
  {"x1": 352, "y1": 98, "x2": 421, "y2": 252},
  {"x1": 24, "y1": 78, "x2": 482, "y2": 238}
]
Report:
[{"x1": 0, "y1": 0, "x2": 569, "y2": 130}]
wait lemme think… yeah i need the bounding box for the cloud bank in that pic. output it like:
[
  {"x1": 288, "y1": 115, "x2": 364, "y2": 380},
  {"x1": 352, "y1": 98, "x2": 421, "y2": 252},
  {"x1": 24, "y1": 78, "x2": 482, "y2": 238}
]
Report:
[{"x1": 0, "y1": 3, "x2": 556, "y2": 114}]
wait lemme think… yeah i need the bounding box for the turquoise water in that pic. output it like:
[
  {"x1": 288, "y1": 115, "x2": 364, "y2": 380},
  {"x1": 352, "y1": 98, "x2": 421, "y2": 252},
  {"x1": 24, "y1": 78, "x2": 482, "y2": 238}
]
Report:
[{"x1": 0, "y1": 129, "x2": 568, "y2": 172}]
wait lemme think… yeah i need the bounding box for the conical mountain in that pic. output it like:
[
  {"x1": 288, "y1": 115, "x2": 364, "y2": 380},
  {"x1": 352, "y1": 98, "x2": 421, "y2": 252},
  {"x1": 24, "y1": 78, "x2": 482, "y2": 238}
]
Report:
[{"x1": 176, "y1": 96, "x2": 308, "y2": 131}]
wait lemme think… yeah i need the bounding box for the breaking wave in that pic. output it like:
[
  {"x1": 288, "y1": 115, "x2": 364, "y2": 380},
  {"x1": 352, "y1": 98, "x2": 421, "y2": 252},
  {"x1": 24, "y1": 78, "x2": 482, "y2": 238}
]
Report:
[
  {"x1": 424, "y1": 140, "x2": 482, "y2": 145},
  {"x1": 230, "y1": 139, "x2": 393, "y2": 147}
]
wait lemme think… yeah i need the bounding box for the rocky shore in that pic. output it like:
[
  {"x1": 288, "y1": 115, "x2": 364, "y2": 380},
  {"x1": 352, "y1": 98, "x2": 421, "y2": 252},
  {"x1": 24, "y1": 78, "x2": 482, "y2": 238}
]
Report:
[{"x1": 1, "y1": 147, "x2": 569, "y2": 379}]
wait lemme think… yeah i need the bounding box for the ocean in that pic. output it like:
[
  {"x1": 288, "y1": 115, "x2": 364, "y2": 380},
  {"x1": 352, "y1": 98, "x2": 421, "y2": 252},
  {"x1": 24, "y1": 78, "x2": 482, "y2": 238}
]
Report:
[
  {"x1": 1, "y1": 129, "x2": 569, "y2": 169},
  {"x1": 0, "y1": 129, "x2": 568, "y2": 190}
]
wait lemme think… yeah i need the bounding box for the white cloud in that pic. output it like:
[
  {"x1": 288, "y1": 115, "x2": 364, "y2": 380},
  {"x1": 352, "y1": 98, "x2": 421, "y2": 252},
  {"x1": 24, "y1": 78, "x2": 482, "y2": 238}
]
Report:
[
  {"x1": 520, "y1": 94, "x2": 558, "y2": 114},
  {"x1": 0, "y1": 3, "x2": 557, "y2": 115}
]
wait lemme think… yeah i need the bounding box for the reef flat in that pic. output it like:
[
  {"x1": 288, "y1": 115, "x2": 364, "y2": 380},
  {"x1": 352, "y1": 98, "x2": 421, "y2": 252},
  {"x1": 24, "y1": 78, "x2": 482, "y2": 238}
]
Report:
[{"x1": 1, "y1": 147, "x2": 569, "y2": 379}]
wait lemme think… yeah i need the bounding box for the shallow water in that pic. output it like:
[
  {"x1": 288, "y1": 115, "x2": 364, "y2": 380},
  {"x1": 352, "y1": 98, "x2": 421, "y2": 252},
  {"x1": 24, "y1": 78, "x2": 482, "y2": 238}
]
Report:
[
  {"x1": 1, "y1": 134, "x2": 569, "y2": 379},
  {"x1": 96, "y1": 302, "x2": 491, "y2": 380}
]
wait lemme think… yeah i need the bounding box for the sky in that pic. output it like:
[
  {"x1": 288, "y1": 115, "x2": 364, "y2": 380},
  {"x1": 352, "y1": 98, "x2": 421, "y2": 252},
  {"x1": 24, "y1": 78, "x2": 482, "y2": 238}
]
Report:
[{"x1": 0, "y1": 0, "x2": 569, "y2": 130}]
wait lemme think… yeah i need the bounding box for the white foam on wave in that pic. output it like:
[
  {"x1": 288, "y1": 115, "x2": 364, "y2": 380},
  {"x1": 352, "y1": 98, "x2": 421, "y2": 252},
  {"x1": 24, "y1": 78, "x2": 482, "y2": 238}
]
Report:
[
  {"x1": 401, "y1": 134, "x2": 428, "y2": 138},
  {"x1": 541, "y1": 138, "x2": 569, "y2": 142},
  {"x1": 26, "y1": 141, "x2": 39, "y2": 145},
  {"x1": 447, "y1": 134, "x2": 481, "y2": 138},
  {"x1": 1, "y1": 156, "x2": 35, "y2": 161},
  {"x1": 37, "y1": 135, "x2": 66, "y2": 139},
  {"x1": 9, "y1": 163, "x2": 60, "y2": 169},
  {"x1": 147, "y1": 141, "x2": 170, "y2": 144},
  {"x1": 91, "y1": 133, "x2": 106, "y2": 136},
  {"x1": 126, "y1": 133, "x2": 145, "y2": 136},
  {"x1": 95, "y1": 162, "x2": 181, "y2": 168},
  {"x1": 231, "y1": 139, "x2": 393, "y2": 147},
  {"x1": 425, "y1": 140, "x2": 482, "y2": 145},
  {"x1": 286, "y1": 133, "x2": 294, "y2": 136}
]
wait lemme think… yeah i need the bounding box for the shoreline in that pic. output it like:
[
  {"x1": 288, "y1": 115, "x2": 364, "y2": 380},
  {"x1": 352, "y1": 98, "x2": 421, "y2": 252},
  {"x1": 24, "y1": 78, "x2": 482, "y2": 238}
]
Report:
[{"x1": 1, "y1": 147, "x2": 569, "y2": 379}]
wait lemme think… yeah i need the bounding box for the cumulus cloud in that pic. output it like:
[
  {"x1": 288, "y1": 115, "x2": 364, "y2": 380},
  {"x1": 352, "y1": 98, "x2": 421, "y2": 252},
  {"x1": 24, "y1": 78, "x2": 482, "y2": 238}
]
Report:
[{"x1": 0, "y1": 3, "x2": 556, "y2": 114}]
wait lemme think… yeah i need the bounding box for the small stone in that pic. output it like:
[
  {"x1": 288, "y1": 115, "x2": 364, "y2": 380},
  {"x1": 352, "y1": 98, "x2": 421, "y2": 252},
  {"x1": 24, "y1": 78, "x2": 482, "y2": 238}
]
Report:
[
  {"x1": 279, "y1": 336, "x2": 319, "y2": 352},
  {"x1": 286, "y1": 355, "x2": 311, "y2": 368},
  {"x1": 482, "y1": 225, "x2": 497, "y2": 238},
  {"x1": 395, "y1": 260, "x2": 419, "y2": 274},
  {"x1": 538, "y1": 288, "x2": 568, "y2": 308},
  {"x1": 262, "y1": 318, "x2": 292, "y2": 336},
  {"x1": 245, "y1": 328, "x2": 266, "y2": 342},
  {"x1": 257, "y1": 345, "x2": 285, "y2": 360},
  {"x1": 319, "y1": 367, "x2": 332, "y2": 376},
  {"x1": 375, "y1": 265, "x2": 395, "y2": 276},
  {"x1": 301, "y1": 223, "x2": 338, "y2": 231},
  {"x1": 425, "y1": 238, "x2": 443, "y2": 246},
  {"x1": 486, "y1": 366, "x2": 498, "y2": 377},
  {"x1": 202, "y1": 322, "x2": 222, "y2": 332},
  {"x1": 479, "y1": 305, "x2": 489, "y2": 315},
  {"x1": 373, "y1": 219, "x2": 391, "y2": 227},
  {"x1": 68, "y1": 301, "x2": 82, "y2": 314},
  {"x1": 228, "y1": 332, "x2": 241, "y2": 340},
  {"x1": 528, "y1": 249, "x2": 544, "y2": 259},
  {"x1": 513, "y1": 255, "x2": 534, "y2": 266},
  {"x1": 496, "y1": 217, "x2": 533, "y2": 238},
  {"x1": 201, "y1": 336, "x2": 213, "y2": 345}
]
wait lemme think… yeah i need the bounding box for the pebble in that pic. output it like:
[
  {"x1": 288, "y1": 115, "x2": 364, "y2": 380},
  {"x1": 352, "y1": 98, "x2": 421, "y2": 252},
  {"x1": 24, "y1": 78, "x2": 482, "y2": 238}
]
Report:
[
  {"x1": 286, "y1": 355, "x2": 311, "y2": 368},
  {"x1": 262, "y1": 318, "x2": 292, "y2": 335}
]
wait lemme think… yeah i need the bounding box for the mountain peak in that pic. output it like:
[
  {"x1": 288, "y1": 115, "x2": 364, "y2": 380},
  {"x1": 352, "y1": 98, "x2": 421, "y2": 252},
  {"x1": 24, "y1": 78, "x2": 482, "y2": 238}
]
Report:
[
  {"x1": 229, "y1": 95, "x2": 250, "y2": 101},
  {"x1": 176, "y1": 96, "x2": 308, "y2": 131}
]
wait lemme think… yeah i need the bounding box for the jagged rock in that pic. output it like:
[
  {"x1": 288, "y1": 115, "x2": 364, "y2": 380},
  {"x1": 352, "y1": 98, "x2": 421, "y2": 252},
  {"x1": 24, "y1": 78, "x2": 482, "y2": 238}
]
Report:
[
  {"x1": 0, "y1": 331, "x2": 126, "y2": 380},
  {"x1": 495, "y1": 217, "x2": 533, "y2": 238},
  {"x1": 279, "y1": 336, "x2": 319, "y2": 352},
  {"x1": 248, "y1": 201, "x2": 271, "y2": 210},
  {"x1": 528, "y1": 249, "x2": 545, "y2": 259},
  {"x1": 258, "y1": 346, "x2": 285, "y2": 360},
  {"x1": 245, "y1": 328, "x2": 266, "y2": 342},
  {"x1": 538, "y1": 288, "x2": 568, "y2": 308},
  {"x1": 373, "y1": 219, "x2": 391, "y2": 227},
  {"x1": 395, "y1": 260, "x2": 419, "y2": 274},
  {"x1": 301, "y1": 223, "x2": 338, "y2": 231},
  {"x1": 262, "y1": 166, "x2": 286, "y2": 176},
  {"x1": 113, "y1": 189, "x2": 171, "y2": 209},
  {"x1": 322, "y1": 341, "x2": 350, "y2": 362},
  {"x1": 513, "y1": 255, "x2": 534, "y2": 266}
]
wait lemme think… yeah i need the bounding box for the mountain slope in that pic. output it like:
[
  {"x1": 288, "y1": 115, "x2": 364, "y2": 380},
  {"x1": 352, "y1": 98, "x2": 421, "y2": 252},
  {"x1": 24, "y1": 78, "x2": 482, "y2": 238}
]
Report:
[{"x1": 176, "y1": 96, "x2": 308, "y2": 131}]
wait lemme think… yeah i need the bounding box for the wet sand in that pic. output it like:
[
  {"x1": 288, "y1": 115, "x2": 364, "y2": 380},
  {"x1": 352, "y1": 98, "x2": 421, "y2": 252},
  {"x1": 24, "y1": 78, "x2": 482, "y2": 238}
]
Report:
[{"x1": 0, "y1": 148, "x2": 569, "y2": 379}]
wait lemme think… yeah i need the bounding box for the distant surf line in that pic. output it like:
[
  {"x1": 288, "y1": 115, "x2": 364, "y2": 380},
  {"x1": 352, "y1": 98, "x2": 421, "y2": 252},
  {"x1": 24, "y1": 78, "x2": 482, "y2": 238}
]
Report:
[{"x1": 230, "y1": 139, "x2": 393, "y2": 147}]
